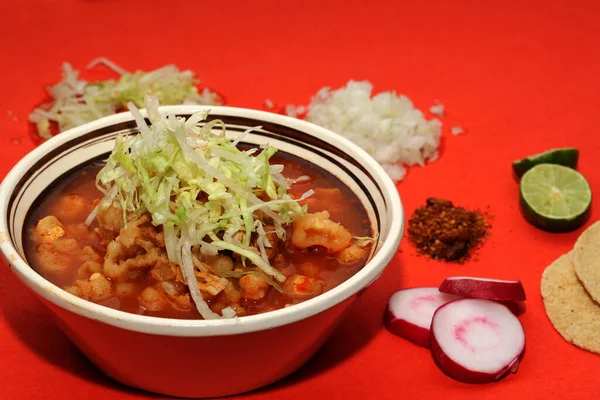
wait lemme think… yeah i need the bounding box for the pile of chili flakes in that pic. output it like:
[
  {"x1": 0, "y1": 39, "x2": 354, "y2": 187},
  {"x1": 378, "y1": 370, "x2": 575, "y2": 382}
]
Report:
[{"x1": 407, "y1": 198, "x2": 491, "y2": 263}]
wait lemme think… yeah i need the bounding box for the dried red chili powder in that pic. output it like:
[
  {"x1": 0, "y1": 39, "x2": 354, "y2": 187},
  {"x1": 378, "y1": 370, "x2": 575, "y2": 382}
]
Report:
[{"x1": 407, "y1": 198, "x2": 490, "y2": 263}]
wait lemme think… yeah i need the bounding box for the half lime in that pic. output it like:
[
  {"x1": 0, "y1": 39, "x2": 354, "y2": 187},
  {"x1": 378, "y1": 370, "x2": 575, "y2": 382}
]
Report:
[
  {"x1": 520, "y1": 163, "x2": 592, "y2": 232},
  {"x1": 512, "y1": 147, "x2": 579, "y2": 178}
]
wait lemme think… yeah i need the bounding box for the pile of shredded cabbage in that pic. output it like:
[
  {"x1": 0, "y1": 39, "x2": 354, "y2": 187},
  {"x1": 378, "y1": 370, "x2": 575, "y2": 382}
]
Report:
[
  {"x1": 88, "y1": 95, "x2": 311, "y2": 319},
  {"x1": 29, "y1": 58, "x2": 222, "y2": 140}
]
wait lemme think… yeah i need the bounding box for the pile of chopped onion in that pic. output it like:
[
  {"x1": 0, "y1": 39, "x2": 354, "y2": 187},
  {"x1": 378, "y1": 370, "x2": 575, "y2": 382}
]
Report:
[
  {"x1": 89, "y1": 95, "x2": 311, "y2": 319},
  {"x1": 29, "y1": 58, "x2": 222, "y2": 140},
  {"x1": 287, "y1": 80, "x2": 442, "y2": 182}
]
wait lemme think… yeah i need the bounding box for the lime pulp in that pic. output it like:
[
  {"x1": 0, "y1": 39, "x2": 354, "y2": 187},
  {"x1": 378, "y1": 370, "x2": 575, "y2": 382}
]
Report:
[{"x1": 519, "y1": 163, "x2": 591, "y2": 232}]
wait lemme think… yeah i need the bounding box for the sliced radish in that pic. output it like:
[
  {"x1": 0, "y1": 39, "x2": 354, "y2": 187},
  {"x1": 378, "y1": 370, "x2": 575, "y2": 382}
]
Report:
[
  {"x1": 384, "y1": 287, "x2": 461, "y2": 347},
  {"x1": 430, "y1": 298, "x2": 525, "y2": 384},
  {"x1": 439, "y1": 276, "x2": 526, "y2": 302}
]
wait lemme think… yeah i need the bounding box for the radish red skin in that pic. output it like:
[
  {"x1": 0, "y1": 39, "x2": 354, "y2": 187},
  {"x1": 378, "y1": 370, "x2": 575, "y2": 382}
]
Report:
[
  {"x1": 439, "y1": 277, "x2": 526, "y2": 302},
  {"x1": 384, "y1": 308, "x2": 431, "y2": 347},
  {"x1": 429, "y1": 299, "x2": 526, "y2": 384},
  {"x1": 500, "y1": 300, "x2": 527, "y2": 316},
  {"x1": 430, "y1": 331, "x2": 524, "y2": 384}
]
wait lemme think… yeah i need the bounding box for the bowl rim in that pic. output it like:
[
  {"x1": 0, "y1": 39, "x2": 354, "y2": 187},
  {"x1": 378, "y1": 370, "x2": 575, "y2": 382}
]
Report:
[{"x1": 0, "y1": 105, "x2": 404, "y2": 337}]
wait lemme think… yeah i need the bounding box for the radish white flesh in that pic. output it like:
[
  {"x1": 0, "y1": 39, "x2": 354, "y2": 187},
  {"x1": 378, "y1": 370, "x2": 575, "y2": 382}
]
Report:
[
  {"x1": 430, "y1": 298, "x2": 525, "y2": 384},
  {"x1": 385, "y1": 287, "x2": 461, "y2": 347},
  {"x1": 439, "y1": 276, "x2": 526, "y2": 302}
]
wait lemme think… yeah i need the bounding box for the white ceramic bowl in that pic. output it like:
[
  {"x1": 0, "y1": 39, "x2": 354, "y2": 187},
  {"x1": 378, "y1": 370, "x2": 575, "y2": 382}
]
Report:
[{"x1": 0, "y1": 106, "x2": 403, "y2": 398}]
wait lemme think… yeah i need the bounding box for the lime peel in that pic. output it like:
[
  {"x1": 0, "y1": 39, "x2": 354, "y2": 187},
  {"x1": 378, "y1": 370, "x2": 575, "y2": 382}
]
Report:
[{"x1": 512, "y1": 148, "x2": 579, "y2": 178}]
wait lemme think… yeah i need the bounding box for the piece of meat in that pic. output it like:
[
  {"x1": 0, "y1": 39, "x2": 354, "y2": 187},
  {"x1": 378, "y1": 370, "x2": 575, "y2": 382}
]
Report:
[
  {"x1": 337, "y1": 244, "x2": 368, "y2": 264},
  {"x1": 102, "y1": 213, "x2": 164, "y2": 280},
  {"x1": 141, "y1": 225, "x2": 165, "y2": 247},
  {"x1": 103, "y1": 241, "x2": 160, "y2": 280},
  {"x1": 160, "y1": 281, "x2": 192, "y2": 311},
  {"x1": 119, "y1": 247, "x2": 161, "y2": 271},
  {"x1": 135, "y1": 238, "x2": 156, "y2": 252},
  {"x1": 34, "y1": 243, "x2": 69, "y2": 274},
  {"x1": 34, "y1": 216, "x2": 65, "y2": 244},
  {"x1": 194, "y1": 270, "x2": 228, "y2": 297},
  {"x1": 96, "y1": 205, "x2": 124, "y2": 241},
  {"x1": 117, "y1": 215, "x2": 149, "y2": 248}
]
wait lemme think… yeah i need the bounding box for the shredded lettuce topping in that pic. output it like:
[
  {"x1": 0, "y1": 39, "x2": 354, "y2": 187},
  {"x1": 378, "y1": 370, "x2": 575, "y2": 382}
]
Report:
[
  {"x1": 90, "y1": 95, "x2": 311, "y2": 319},
  {"x1": 29, "y1": 58, "x2": 222, "y2": 140}
]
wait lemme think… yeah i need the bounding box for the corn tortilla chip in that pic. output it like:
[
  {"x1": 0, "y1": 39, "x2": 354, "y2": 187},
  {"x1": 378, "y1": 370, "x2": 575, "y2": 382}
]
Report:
[{"x1": 541, "y1": 251, "x2": 600, "y2": 353}]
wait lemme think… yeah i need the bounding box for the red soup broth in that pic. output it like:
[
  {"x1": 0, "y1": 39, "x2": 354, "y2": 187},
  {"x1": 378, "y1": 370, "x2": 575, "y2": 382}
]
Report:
[{"x1": 24, "y1": 150, "x2": 373, "y2": 319}]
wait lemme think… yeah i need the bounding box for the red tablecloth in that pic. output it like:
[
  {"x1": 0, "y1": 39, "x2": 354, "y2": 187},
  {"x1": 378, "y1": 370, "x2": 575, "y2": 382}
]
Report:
[{"x1": 1, "y1": 1, "x2": 600, "y2": 398}]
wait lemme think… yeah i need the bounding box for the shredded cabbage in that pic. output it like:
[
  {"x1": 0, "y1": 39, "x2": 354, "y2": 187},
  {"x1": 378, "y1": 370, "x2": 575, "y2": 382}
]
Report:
[
  {"x1": 29, "y1": 58, "x2": 223, "y2": 139},
  {"x1": 93, "y1": 95, "x2": 309, "y2": 319}
]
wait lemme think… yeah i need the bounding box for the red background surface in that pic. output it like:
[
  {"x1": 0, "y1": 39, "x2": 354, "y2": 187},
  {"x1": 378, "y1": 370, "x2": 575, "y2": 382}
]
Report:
[{"x1": 1, "y1": 0, "x2": 600, "y2": 398}]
